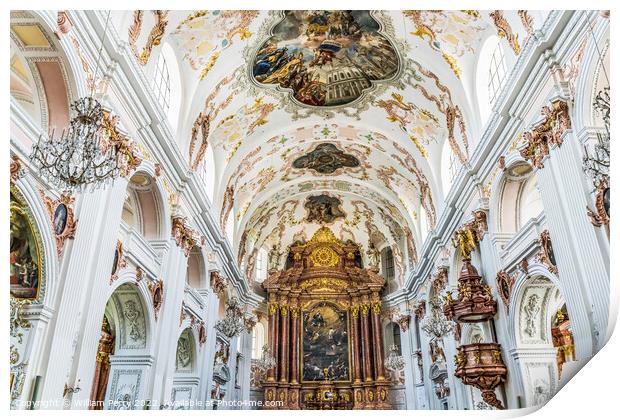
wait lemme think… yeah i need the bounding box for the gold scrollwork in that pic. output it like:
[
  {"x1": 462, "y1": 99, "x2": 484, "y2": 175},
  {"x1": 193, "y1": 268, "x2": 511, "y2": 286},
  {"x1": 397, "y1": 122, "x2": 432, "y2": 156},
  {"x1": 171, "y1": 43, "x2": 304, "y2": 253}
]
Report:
[{"x1": 299, "y1": 277, "x2": 348, "y2": 292}]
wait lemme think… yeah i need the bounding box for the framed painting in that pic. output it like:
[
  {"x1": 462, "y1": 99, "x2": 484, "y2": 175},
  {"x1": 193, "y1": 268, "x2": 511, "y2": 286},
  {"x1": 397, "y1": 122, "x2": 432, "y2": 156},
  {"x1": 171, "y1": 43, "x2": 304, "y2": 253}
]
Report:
[
  {"x1": 301, "y1": 302, "x2": 350, "y2": 382},
  {"x1": 10, "y1": 190, "x2": 42, "y2": 300}
]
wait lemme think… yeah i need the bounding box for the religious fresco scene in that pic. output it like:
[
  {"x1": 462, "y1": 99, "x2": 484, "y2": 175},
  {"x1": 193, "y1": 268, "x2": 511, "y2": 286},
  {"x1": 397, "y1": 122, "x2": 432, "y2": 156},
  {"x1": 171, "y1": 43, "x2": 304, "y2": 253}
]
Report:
[
  {"x1": 252, "y1": 11, "x2": 399, "y2": 106},
  {"x1": 8, "y1": 7, "x2": 612, "y2": 414}
]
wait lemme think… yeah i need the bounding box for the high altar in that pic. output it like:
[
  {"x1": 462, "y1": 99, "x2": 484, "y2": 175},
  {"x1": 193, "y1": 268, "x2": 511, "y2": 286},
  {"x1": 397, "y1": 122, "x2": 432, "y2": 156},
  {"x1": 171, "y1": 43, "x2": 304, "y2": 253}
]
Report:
[{"x1": 262, "y1": 227, "x2": 391, "y2": 409}]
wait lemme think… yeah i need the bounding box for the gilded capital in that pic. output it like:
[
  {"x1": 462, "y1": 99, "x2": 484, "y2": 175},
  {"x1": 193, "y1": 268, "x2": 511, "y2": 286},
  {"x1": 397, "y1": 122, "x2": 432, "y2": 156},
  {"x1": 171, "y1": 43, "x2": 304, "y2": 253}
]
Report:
[{"x1": 268, "y1": 302, "x2": 279, "y2": 315}]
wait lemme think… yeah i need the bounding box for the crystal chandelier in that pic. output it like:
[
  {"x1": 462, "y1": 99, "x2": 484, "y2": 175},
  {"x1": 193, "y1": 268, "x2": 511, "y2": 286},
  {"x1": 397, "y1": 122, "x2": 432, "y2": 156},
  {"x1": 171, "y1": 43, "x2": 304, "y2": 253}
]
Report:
[
  {"x1": 421, "y1": 296, "x2": 455, "y2": 338},
  {"x1": 30, "y1": 97, "x2": 121, "y2": 192},
  {"x1": 384, "y1": 344, "x2": 405, "y2": 372},
  {"x1": 215, "y1": 297, "x2": 254, "y2": 338},
  {"x1": 583, "y1": 87, "x2": 610, "y2": 188},
  {"x1": 30, "y1": 11, "x2": 119, "y2": 193},
  {"x1": 255, "y1": 344, "x2": 276, "y2": 373}
]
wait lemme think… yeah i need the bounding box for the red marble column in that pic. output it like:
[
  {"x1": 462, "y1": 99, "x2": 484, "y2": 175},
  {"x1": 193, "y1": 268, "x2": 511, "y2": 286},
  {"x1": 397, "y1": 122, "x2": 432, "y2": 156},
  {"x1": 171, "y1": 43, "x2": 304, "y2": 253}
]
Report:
[
  {"x1": 371, "y1": 300, "x2": 386, "y2": 381},
  {"x1": 267, "y1": 301, "x2": 278, "y2": 381},
  {"x1": 360, "y1": 303, "x2": 373, "y2": 382},
  {"x1": 279, "y1": 304, "x2": 290, "y2": 383},
  {"x1": 350, "y1": 304, "x2": 362, "y2": 383},
  {"x1": 290, "y1": 306, "x2": 300, "y2": 384}
]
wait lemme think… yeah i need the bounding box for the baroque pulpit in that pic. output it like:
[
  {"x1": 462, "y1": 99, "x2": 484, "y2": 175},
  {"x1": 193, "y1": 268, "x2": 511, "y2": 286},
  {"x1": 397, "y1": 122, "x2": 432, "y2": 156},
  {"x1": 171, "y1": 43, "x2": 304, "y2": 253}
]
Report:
[{"x1": 262, "y1": 227, "x2": 391, "y2": 409}]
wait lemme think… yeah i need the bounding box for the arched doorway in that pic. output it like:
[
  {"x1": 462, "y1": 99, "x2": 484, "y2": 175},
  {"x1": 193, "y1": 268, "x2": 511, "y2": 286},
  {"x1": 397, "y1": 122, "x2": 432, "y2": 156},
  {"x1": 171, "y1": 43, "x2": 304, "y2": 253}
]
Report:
[{"x1": 90, "y1": 283, "x2": 152, "y2": 410}]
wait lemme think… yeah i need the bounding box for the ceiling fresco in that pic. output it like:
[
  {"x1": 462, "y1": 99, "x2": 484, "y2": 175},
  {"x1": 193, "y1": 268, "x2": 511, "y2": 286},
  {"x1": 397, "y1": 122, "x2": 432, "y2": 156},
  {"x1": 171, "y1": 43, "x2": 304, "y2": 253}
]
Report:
[
  {"x1": 304, "y1": 194, "x2": 346, "y2": 224},
  {"x1": 292, "y1": 143, "x2": 360, "y2": 174},
  {"x1": 109, "y1": 10, "x2": 545, "y2": 286},
  {"x1": 251, "y1": 11, "x2": 399, "y2": 107},
  {"x1": 219, "y1": 123, "x2": 439, "y2": 241}
]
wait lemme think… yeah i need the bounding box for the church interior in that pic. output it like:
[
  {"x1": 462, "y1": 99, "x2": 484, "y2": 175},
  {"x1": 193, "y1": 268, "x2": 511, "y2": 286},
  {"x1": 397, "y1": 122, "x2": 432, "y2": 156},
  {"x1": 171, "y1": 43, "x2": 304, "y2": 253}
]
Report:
[{"x1": 9, "y1": 9, "x2": 611, "y2": 411}]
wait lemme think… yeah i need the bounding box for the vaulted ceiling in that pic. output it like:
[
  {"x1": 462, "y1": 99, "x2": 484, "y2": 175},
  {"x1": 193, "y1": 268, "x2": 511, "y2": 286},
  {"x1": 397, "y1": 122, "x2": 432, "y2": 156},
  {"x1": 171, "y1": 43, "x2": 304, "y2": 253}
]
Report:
[{"x1": 108, "y1": 10, "x2": 546, "y2": 284}]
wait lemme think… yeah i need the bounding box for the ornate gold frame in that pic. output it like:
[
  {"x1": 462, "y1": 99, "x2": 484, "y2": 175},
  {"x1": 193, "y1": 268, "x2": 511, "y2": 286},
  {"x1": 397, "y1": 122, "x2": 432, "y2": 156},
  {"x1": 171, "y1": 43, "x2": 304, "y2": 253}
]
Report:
[
  {"x1": 536, "y1": 230, "x2": 558, "y2": 275},
  {"x1": 39, "y1": 189, "x2": 77, "y2": 256}
]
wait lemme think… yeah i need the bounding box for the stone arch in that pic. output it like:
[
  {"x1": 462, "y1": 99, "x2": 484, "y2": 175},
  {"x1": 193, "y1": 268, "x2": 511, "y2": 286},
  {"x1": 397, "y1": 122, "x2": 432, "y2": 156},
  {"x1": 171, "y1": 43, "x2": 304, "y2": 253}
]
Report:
[
  {"x1": 507, "y1": 268, "x2": 575, "y2": 407},
  {"x1": 10, "y1": 11, "x2": 85, "y2": 132},
  {"x1": 572, "y1": 17, "x2": 609, "y2": 132},
  {"x1": 95, "y1": 280, "x2": 155, "y2": 409},
  {"x1": 170, "y1": 327, "x2": 201, "y2": 408}
]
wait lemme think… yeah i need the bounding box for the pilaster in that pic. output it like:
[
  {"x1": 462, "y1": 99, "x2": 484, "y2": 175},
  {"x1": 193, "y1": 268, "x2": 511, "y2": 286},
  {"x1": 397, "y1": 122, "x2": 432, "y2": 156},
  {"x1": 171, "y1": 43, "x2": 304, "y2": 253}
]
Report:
[{"x1": 149, "y1": 238, "x2": 189, "y2": 406}]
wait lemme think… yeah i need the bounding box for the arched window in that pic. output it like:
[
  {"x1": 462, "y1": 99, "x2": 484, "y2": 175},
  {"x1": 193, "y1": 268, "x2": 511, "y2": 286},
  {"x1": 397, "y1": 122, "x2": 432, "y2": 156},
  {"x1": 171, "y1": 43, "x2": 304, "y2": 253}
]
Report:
[
  {"x1": 476, "y1": 36, "x2": 506, "y2": 124},
  {"x1": 487, "y1": 43, "x2": 506, "y2": 104},
  {"x1": 152, "y1": 52, "x2": 171, "y2": 114},
  {"x1": 255, "y1": 247, "x2": 268, "y2": 283},
  {"x1": 251, "y1": 323, "x2": 265, "y2": 359},
  {"x1": 392, "y1": 323, "x2": 402, "y2": 355},
  {"x1": 152, "y1": 43, "x2": 182, "y2": 131},
  {"x1": 518, "y1": 174, "x2": 543, "y2": 228},
  {"x1": 384, "y1": 322, "x2": 402, "y2": 356},
  {"x1": 487, "y1": 41, "x2": 507, "y2": 105},
  {"x1": 381, "y1": 247, "x2": 395, "y2": 282},
  {"x1": 440, "y1": 140, "x2": 458, "y2": 196}
]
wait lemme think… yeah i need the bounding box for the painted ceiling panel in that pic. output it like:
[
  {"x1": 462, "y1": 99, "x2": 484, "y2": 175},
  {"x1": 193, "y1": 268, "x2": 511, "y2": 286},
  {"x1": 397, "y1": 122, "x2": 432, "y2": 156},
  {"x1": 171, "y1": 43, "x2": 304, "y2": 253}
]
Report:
[{"x1": 109, "y1": 9, "x2": 540, "y2": 282}]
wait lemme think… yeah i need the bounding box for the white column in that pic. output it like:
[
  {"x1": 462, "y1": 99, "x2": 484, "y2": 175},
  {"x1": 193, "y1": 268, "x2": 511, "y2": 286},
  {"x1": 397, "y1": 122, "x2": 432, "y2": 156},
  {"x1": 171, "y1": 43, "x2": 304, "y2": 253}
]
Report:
[
  {"x1": 535, "y1": 129, "x2": 608, "y2": 357},
  {"x1": 240, "y1": 330, "x2": 252, "y2": 404},
  {"x1": 38, "y1": 178, "x2": 128, "y2": 408},
  {"x1": 199, "y1": 290, "x2": 220, "y2": 407}
]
